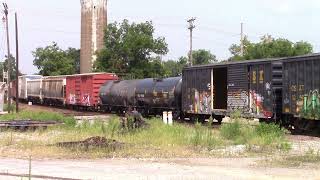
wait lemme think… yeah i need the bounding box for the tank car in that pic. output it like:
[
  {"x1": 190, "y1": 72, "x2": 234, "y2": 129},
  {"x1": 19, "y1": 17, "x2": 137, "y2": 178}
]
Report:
[
  {"x1": 99, "y1": 79, "x2": 140, "y2": 113},
  {"x1": 99, "y1": 77, "x2": 182, "y2": 117},
  {"x1": 135, "y1": 77, "x2": 182, "y2": 116}
]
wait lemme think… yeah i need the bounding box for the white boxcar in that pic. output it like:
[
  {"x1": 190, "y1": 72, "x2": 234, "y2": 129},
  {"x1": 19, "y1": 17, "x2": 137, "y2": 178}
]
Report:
[{"x1": 18, "y1": 75, "x2": 42, "y2": 100}]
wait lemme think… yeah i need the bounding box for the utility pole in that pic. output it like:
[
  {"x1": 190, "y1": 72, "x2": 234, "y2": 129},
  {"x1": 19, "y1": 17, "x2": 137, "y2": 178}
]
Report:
[
  {"x1": 240, "y1": 22, "x2": 244, "y2": 56},
  {"x1": 3, "y1": 3, "x2": 11, "y2": 113},
  {"x1": 187, "y1": 17, "x2": 196, "y2": 66},
  {"x1": 15, "y1": 12, "x2": 19, "y2": 113}
]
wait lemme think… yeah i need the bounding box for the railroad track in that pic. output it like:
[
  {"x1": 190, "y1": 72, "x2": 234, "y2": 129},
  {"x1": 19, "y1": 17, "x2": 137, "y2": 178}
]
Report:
[{"x1": 19, "y1": 103, "x2": 107, "y2": 117}]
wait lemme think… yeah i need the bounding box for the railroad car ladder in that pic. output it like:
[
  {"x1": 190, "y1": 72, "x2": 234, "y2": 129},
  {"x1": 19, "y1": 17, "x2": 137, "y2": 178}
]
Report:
[{"x1": 272, "y1": 61, "x2": 283, "y2": 120}]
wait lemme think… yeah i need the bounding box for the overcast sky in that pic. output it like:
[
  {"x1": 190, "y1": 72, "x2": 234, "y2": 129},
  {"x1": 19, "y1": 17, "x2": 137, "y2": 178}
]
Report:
[{"x1": 3, "y1": 0, "x2": 320, "y2": 74}]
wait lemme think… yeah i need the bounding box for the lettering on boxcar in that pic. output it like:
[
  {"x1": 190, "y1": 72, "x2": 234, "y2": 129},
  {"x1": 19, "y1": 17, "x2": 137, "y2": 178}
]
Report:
[
  {"x1": 69, "y1": 93, "x2": 76, "y2": 105},
  {"x1": 252, "y1": 71, "x2": 257, "y2": 84},
  {"x1": 290, "y1": 85, "x2": 297, "y2": 92},
  {"x1": 259, "y1": 70, "x2": 264, "y2": 84}
]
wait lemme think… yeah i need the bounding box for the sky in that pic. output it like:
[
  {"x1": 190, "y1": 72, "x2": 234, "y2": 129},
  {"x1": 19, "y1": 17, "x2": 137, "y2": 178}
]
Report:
[{"x1": 2, "y1": 0, "x2": 320, "y2": 74}]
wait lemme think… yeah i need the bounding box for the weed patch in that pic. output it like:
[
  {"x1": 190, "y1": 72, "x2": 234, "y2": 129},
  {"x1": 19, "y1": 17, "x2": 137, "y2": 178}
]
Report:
[
  {"x1": 0, "y1": 110, "x2": 76, "y2": 128},
  {"x1": 220, "y1": 121, "x2": 291, "y2": 151}
]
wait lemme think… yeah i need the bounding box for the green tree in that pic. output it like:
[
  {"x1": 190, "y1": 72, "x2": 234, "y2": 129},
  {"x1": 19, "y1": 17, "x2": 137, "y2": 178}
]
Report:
[
  {"x1": 95, "y1": 19, "x2": 168, "y2": 79},
  {"x1": 229, "y1": 35, "x2": 313, "y2": 61},
  {"x1": 65, "y1": 48, "x2": 80, "y2": 74},
  {"x1": 163, "y1": 56, "x2": 187, "y2": 77},
  {"x1": 192, "y1": 49, "x2": 217, "y2": 65},
  {"x1": 32, "y1": 42, "x2": 80, "y2": 76},
  {"x1": 0, "y1": 55, "x2": 20, "y2": 81}
]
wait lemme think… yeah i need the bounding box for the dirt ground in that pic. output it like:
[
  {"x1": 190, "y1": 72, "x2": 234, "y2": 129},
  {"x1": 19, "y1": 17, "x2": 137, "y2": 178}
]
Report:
[{"x1": 0, "y1": 157, "x2": 318, "y2": 180}]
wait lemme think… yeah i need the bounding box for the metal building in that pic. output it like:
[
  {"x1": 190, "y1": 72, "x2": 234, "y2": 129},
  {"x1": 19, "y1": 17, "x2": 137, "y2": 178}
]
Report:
[{"x1": 80, "y1": 0, "x2": 107, "y2": 74}]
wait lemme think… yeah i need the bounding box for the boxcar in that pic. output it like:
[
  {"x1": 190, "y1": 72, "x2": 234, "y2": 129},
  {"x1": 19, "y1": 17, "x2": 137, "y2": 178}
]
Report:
[
  {"x1": 281, "y1": 53, "x2": 320, "y2": 128},
  {"x1": 182, "y1": 58, "x2": 283, "y2": 122},
  {"x1": 42, "y1": 76, "x2": 66, "y2": 105},
  {"x1": 65, "y1": 73, "x2": 118, "y2": 107}
]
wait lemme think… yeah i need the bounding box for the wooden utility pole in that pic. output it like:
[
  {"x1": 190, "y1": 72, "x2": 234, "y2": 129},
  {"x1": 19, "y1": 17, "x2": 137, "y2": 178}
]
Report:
[
  {"x1": 3, "y1": 3, "x2": 11, "y2": 113},
  {"x1": 187, "y1": 17, "x2": 196, "y2": 66},
  {"x1": 240, "y1": 22, "x2": 244, "y2": 56},
  {"x1": 15, "y1": 12, "x2": 19, "y2": 112}
]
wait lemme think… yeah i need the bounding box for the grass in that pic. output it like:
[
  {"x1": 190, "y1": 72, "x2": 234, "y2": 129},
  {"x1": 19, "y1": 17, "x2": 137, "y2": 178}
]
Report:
[
  {"x1": 0, "y1": 110, "x2": 76, "y2": 127},
  {"x1": 220, "y1": 119, "x2": 291, "y2": 152},
  {"x1": 0, "y1": 109, "x2": 292, "y2": 159}
]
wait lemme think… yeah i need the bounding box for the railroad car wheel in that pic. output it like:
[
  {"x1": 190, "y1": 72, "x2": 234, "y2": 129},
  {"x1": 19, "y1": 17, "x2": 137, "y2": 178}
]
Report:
[{"x1": 214, "y1": 115, "x2": 223, "y2": 124}]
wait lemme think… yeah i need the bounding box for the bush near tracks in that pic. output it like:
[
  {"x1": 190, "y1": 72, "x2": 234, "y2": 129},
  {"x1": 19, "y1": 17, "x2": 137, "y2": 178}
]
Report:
[{"x1": 220, "y1": 120, "x2": 291, "y2": 151}]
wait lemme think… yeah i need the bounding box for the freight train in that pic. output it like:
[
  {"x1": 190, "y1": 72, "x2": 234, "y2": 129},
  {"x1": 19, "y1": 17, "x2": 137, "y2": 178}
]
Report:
[
  {"x1": 11, "y1": 73, "x2": 119, "y2": 109},
  {"x1": 98, "y1": 53, "x2": 320, "y2": 131},
  {"x1": 11, "y1": 53, "x2": 320, "y2": 131}
]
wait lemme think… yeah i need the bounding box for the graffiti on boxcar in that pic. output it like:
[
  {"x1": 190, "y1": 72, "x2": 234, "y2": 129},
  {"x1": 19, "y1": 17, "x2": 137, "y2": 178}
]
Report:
[
  {"x1": 249, "y1": 82, "x2": 273, "y2": 118},
  {"x1": 227, "y1": 90, "x2": 248, "y2": 111},
  {"x1": 68, "y1": 93, "x2": 76, "y2": 105},
  {"x1": 295, "y1": 90, "x2": 320, "y2": 119},
  {"x1": 82, "y1": 93, "x2": 91, "y2": 106},
  {"x1": 249, "y1": 90, "x2": 264, "y2": 115},
  {"x1": 190, "y1": 88, "x2": 212, "y2": 114}
]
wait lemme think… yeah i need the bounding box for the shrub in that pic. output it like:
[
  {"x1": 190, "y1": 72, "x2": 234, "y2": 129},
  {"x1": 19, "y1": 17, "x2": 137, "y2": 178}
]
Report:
[
  {"x1": 256, "y1": 122, "x2": 285, "y2": 138},
  {"x1": 107, "y1": 118, "x2": 121, "y2": 138},
  {"x1": 230, "y1": 110, "x2": 242, "y2": 120},
  {"x1": 220, "y1": 120, "x2": 241, "y2": 140}
]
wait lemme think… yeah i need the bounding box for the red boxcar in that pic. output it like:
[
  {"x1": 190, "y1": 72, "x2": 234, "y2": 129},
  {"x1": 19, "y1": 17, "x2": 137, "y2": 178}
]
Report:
[{"x1": 65, "y1": 73, "x2": 118, "y2": 107}]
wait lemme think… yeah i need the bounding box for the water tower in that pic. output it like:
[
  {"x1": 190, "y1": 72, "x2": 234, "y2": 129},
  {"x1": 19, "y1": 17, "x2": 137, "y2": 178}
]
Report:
[{"x1": 80, "y1": 0, "x2": 107, "y2": 73}]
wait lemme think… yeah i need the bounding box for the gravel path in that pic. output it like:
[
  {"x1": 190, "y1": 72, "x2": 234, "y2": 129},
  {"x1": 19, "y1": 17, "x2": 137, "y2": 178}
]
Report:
[
  {"x1": 0, "y1": 158, "x2": 319, "y2": 180},
  {"x1": 288, "y1": 135, "x2": 320, "y2": 154}
]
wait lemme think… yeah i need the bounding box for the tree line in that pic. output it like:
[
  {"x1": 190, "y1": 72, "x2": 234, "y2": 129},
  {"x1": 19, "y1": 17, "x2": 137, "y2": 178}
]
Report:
[{"x1": 31, "y1": 20, "x2": 313, "y2": 78}]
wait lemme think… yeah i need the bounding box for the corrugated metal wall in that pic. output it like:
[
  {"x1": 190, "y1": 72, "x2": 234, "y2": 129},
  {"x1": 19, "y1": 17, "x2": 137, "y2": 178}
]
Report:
[
  {"x1": 283, "y1": 56, "x2": 320, "y2": 118},
  {"x1": 227, "y1": 64, "x2": 249, "y2": 111},
  {"x1": 249, "y1": 63, "x2": 273, "y2": 117},
  {"x1": 182, "y1": 68, "x2": 212, "y2": 114}
]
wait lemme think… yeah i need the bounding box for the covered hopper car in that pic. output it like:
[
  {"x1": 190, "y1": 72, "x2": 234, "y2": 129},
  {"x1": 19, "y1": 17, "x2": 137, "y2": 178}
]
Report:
[{"x1": 11, "y1": 75, "x2": 43, "y2": 101}]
